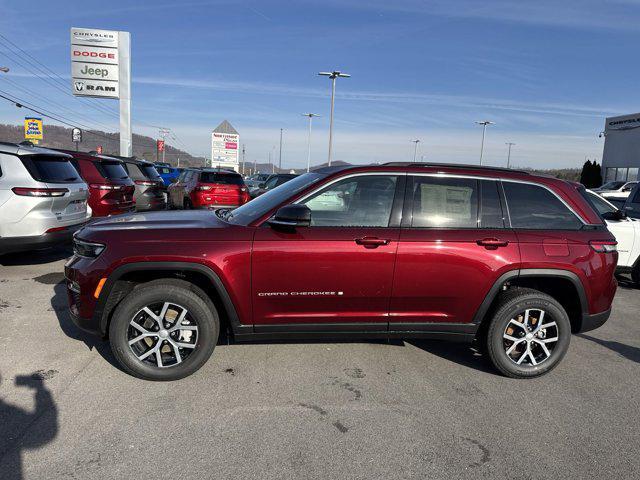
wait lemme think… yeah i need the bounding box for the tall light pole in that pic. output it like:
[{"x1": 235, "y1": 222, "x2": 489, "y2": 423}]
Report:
[
  {"x1": 475, "y1": 120, "x2": 494, "y2": 165},
  {"x1": 278, "y1": 128, "x2": 283, "y2": 170},
  {"x1": 505, "y1": 142, "x2": 515, "y2": 168},
  {"x1": 0, "y1": 67, "x2": 9, "y2": 73},
  {"x1": 411, "y1": 139, "x2": 420, "y2": 162},
  {"x1": 319, "y1": 70, "x2": 350, "y2": 166},
  {"x1": 302, "y1": 113, "x2": 320, "y2": 172},
  {"x1": 242, "y1": 144, "x2": 246, "y2": 175}
]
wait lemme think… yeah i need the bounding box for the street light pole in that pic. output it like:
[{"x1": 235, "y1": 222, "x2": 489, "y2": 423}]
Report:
[
  {"x1": 0, "y1": 67, "x2": 9, "y2": 73},
  {"x1": 319, "y1": 70, "x2": 350, "y2": 166},
  {"x1": 505, "y1": 142, "x2": 515, "y2": 168},
  {"x1": 411, "y1": 139, "x2": 420, "y2": 162},
  {"x1": 278, "y1": 128, "x2": 283, "y2": 170},
  {"x1": 475, "y1": 121, "x2": 494, "y2": 165},
  {"x1": 302, "y1": 113, "x2": 320, "y2": 172}
]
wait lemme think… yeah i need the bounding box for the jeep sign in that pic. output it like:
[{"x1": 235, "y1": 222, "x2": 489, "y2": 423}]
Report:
[{"x1": 70, "y1": 28, "x2": 120, "y2": 99}]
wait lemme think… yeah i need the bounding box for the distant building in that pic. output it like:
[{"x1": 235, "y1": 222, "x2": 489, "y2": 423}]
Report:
[
  {"x1": 211, "y1": 120, "x2": 239, "y2": 172},
  {"x1": 601, "y1": 112, "x2": 640, "y2": 183}
]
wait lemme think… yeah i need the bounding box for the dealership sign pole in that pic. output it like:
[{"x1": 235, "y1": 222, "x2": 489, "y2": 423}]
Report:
[{"x1": 70, "y1": 28, "x2": 132, "y2": 157}]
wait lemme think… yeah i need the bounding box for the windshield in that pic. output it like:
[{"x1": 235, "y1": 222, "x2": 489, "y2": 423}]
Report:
[
  {"x1": 19, "y1": 154, "x2": 83, "y2": 183},
  {"x1": 97, "y1": 161, "x2": 129, "y2": 180},
  {"x1": 600, "y1": 181, "x2": 625, "y2": 190},
  {"x1": 225, "y1": 172, "x2": 325, "y2": 225}
]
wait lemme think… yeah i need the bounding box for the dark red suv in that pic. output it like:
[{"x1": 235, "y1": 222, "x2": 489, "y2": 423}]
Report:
[
  {"x1": 65, "y1": 163, "x2": 618, "y2": 381},
  {"x1": 63, "y1": 151, "x2": 135, "y2": 217}
]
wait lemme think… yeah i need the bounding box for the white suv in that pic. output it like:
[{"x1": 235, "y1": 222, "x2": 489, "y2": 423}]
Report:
[
  {"x1": 0, "y1": 142, "x2": 91, "y2": 255},
  {"x1": 587, "y1": 189, "x2": 640, "y2": 284}
]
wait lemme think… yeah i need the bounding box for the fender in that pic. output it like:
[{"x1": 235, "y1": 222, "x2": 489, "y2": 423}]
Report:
[
  {"x1": 471, "y1": 268, "x2": 588, "y2": 325},
  {"x1": 95, "y1": 261, "x2": 250, "y2": 336}
]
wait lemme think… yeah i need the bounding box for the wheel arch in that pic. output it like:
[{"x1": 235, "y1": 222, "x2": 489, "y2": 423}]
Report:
[
  {"x1": 473, "y1": 268, "x2": 588, "y2": 335},
  {"x1": 95, "y1": 262, "x2": 247, "y2": 337}
]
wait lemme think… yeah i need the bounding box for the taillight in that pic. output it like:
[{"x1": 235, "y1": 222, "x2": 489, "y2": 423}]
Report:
[
  {"x1": 196, "y1": 185, "x2": 212, "y2": 191},
  {"x1": 135, "y1": 180, "x2": 156, "y2": 186},
  {"x1": 589, "y1": 240, "x2": 617, "y2": 253},
  {"x1": 90, "y1": 184, "x2": 122, "y2": 190},
  {"x1": 12, "y1": 187, "x2": 68, "y2": 197},
  {"x1": 240, "y1": 187, "x2": 248, "y2": 192}
]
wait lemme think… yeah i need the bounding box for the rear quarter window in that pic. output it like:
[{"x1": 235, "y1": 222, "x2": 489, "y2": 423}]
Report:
[
  {"x1": 19, "y1": 154, "x2": 83, "y2": 183},
  {"x1": 503, "y1": 182, "x2": 583, "y2": 230}
]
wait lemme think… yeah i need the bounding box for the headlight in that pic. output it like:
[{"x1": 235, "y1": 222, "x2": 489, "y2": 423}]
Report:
[{"x1": 73, "y1": 238, "x2": 106, "y2": 258}]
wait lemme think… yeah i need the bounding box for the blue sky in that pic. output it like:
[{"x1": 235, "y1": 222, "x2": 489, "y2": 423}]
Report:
[{"x1": 1, "y1": 0, "x2": 639, "y2": 169}]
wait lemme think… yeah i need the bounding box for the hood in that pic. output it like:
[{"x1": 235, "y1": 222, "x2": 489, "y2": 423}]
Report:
[{"x1": 85, "y1": 210, "x2": 222, "y2": 232}]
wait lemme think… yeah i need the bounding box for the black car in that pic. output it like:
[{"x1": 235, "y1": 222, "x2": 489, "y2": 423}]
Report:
[
  {"x1": 622, "y1": 182, "x2": 640, "y2": 219},
  {"x1": 249, "y1": 173, "x2": 298, "y2": 198}
]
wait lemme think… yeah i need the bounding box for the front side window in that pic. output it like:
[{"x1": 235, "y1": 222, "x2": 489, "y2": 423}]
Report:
[
  {"x1": 300, "y1": 175, "x2": 398, "y2": 227},
  {"x1": 411, "y1": 176, "x2": 478, "y2": 228},
  {"x1": 503, "y1": 182, "x2": 582, "y2": 230}
]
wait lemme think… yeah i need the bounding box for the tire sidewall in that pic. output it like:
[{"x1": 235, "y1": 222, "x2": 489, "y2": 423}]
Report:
[
  {"x1": 488, "y1": 294, "x2": 571, "y2": 378},
  {"x1": 109, "y1": 284, "x2": 218, "y2": 381}
]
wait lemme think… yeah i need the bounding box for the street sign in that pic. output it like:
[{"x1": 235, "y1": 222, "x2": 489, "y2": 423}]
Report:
[
  {"x1": 157, "y1": 139, "x2": 165, "y2": 152},
  {"x1": 72, "y1": 128, "x2": 82, "y2": 143},
  {"x1": 24, "y1": 117, "x2": 43, "y2": 144}
]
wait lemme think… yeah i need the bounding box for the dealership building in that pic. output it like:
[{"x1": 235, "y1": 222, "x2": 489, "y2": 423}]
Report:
[{"x1": 601, "y1": 112, "x2": 640, "y2": 183}]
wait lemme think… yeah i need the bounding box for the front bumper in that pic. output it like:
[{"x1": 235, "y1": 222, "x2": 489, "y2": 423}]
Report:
[
  {"x1": 0, "y1": 223, "x2": 85, "y2": 255},
  {"x1": 580, "y1": 308, "x2": 612, "y2": 333}
]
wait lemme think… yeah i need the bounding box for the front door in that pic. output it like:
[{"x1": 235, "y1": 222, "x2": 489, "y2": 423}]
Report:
[
  {"x1": 390, "y1": 175, "x2": 520, "y2": 327},
  {"x1": 251, "y1": 174, "x2": 404, "y2": 327}
]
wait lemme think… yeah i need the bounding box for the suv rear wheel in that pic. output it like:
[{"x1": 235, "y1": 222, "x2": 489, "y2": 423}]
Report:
[
  {"x1": 631, "y1": 263, "x2": 640, "y2": 286},
  {"x1": 109, "y1": 281, "x2": 219, "y2": 381},
  {"x1": 485, "y1": 288, "x2": 571, "y2": 378}
]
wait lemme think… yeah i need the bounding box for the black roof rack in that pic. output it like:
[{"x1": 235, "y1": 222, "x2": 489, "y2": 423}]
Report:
[{"x1": 382, "y1": 162, "x2": 529, "y2": 175}]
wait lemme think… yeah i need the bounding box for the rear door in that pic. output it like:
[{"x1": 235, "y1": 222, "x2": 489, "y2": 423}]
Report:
[
  {"x1": 390, "y1": 175, "x2": 520, "y2": 327},
  {"x1": 251, "y1": 173, "x2": 404, "y2": 327}
]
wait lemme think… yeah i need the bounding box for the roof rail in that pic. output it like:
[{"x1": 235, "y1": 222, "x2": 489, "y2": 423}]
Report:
[{"x1": 382, "y1": 162, "x2": 529, "y2": 174}]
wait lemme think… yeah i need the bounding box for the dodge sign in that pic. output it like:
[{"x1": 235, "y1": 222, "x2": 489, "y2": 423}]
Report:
[{"x1": 70, "y1": 27, "x2": 120, "y2": 99}]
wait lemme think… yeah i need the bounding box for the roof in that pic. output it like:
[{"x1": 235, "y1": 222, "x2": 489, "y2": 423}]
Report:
[
  {"x1": 382, "y1": 162, "x2": 529, "y2": 175},
  {"x1": 0, "y1": 141, "x2": 71, "y2": 158},
  {"x1": 213, "y1": 120, "x2": 239, "y2": 135}
]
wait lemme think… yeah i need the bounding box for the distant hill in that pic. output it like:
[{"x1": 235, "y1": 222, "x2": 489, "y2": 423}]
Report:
[{"x1": 0, "y1": 123, "x2": 207, "y2": 167}]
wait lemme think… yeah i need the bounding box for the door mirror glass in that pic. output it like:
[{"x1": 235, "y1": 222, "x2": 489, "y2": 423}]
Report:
[{"x1": 268, "y1": 204, "x2": 311, "y2": 229}]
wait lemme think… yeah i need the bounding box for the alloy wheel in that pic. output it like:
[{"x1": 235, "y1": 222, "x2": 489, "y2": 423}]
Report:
[
  {"x1": 127, "y1": 302, "x2": 198, "y2": 368},
  {"x1": 502, "y1": 308, "x2": 559, "y2": 366}
]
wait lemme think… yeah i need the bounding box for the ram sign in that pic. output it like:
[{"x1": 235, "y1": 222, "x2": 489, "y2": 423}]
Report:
[{"x1": 70, "y1": 28, "x2": 120, "y2": 99}]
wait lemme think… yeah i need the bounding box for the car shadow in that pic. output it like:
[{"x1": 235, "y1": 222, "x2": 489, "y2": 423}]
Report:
[
  {"x1": 0, "y1": 370, "x2": 59, "y2": 480},
  {"x1": 405, "y1": 340, "x2": 496, "y2": 374},
  {"x1": 615, "y1": 273, "x2": 638, "y2": 290},
  {"x1": 0, "y1": 245, "x2": 72, "y2": 266},
  {"x1": 50, "y1": 282, "x2": 123, "y2": 372},
  {"x1": 577, "y1": 334, "x2": 640, "y2": 365}
]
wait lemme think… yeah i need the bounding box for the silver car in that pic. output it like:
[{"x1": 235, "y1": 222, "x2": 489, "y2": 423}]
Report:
[{"x1": 0, "y1": 142, "x2": 91, "y2": 255}]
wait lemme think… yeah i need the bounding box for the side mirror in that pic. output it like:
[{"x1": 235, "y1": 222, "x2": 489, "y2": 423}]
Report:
[
  {"x1": 602, "y1": 209, "x2": 626, "y2": 221},
  {"x1": 268, "y1": 204, "x2": 311, "y2": 229}
]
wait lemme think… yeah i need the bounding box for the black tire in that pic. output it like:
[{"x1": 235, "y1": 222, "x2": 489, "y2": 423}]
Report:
[
  {"x1": 485, "y1": 288, "x2": 571, "y2": 379},
  {"x1": 631, "y1": 263, "x2": 640, "y2": 287},
  {"x1": 109, "y1": 280, "x2": 219, "y2": 381}
]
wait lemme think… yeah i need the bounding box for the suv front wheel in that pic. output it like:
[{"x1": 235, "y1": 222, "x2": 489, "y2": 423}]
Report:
[
  {"x1": 109, "y1": 281, "x2": 219, "y2": 381},
  {"x1": 485, "y1": 288, "x2": 571, "y2": 378}
]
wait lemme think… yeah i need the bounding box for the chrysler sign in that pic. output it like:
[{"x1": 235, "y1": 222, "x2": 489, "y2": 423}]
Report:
[{"x1": 70, "y1": 27, "x2": 120, "y2": 98}]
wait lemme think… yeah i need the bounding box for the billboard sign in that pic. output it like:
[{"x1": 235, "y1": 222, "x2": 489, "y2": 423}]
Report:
[
  {"x1": 211, "y1": 132, "x2": 240, "y2": 167},
  {"x1": 70, "y1": 28, "x2": 119, "y2": 99},
  {"x1": 24, "y1": 117, "x2": 43, "y2": 143}
]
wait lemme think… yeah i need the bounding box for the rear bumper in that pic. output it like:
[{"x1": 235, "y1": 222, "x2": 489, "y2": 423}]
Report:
[
  {"x1": 580, "y1": 308, "x2": 612, "y2": 333},
  {"x1": 0, "y1": 223, "x2": 85, "y2": 255},
  {"x1": 135, "y1": 198, "x2": 167, "y2": 211}
]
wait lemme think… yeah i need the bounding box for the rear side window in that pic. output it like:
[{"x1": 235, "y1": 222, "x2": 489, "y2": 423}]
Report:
[
  {"x1": 503, "y1": 182, "x2": 582, "y2": 230},
  {"x1": 19, "y1": 154, "x2": 83, "y2": 183},
  {"x1": 96, "y1": 161, "x2": 128, "y2": 180},
  {"x1": 411, "y1": 176, "x2": 478, "y2": 228},
  {"x1": 200, "y1": 172, "x2": 244, "y2": 185}
]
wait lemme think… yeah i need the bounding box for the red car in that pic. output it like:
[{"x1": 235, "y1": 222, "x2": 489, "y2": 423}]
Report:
[
  {"x1": 63, "y1": 150, "x2": 135, "y2": 217},
  {"x1": 168, "y1": 168, "x2": 249, "y2": 210},
  {"x1": 65, "y1": 163, "x2": 617, "y2": 381}
]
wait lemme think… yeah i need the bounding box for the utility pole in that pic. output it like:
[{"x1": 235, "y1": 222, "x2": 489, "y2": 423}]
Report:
[
  {"x1": 505, "y1": 142, "x2": 516, "y2": 168},
  {"x1": 411, "y1": 139, "x2": 420, "y2": 162},
  {"x1": 302, "y1": 113, "x2": 320, "y2": 172},
  {"x1": 278, "y1": 129, "x2": 283, "y2": 170},
  {"x1": 475, "y1": 120, "x2": 494, "y2": 165},
  {"x1": 319, "y1": 70, "x2": 350, "y2": 166}
]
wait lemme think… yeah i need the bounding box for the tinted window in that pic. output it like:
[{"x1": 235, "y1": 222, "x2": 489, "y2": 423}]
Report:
[
  {"x1": 140, "y1": 165, "x2": 161, "y2": 180},
  {"x1": 480, "y1": 180, "x2": 505, "y2": 228},
  {"x1": 200, "y1": 172, "x2": 244, "y2": 185},
  {"x1": 301, "y1": 175, "x2": 397, "y2": 227},
  {"x1": 411, "y1": 177, "x2": 478, "y2": 228},
  {"x1": 20, "y1": 155, "x2": 83, "y2": 183},
  {"x1": 601, "y1": 181, "x2": 624, "y2": 190},
  {"x1": 96, "y1": 161, "x2": 128, "y2": 180},
  {"x1": 503, "y1": 182, "x2": 582, "y2": 229},
  {"x1": 631, "y1": 186, "x2": 640, "y2": 203},
  {"x1": 586, "y1": 191, "x2": 616, "y2": 216}
]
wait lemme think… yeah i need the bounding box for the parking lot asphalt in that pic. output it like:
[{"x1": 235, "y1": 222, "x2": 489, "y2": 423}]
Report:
[{"x1": 0, "y1": 247, "x2": 639, "y2": 480}]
